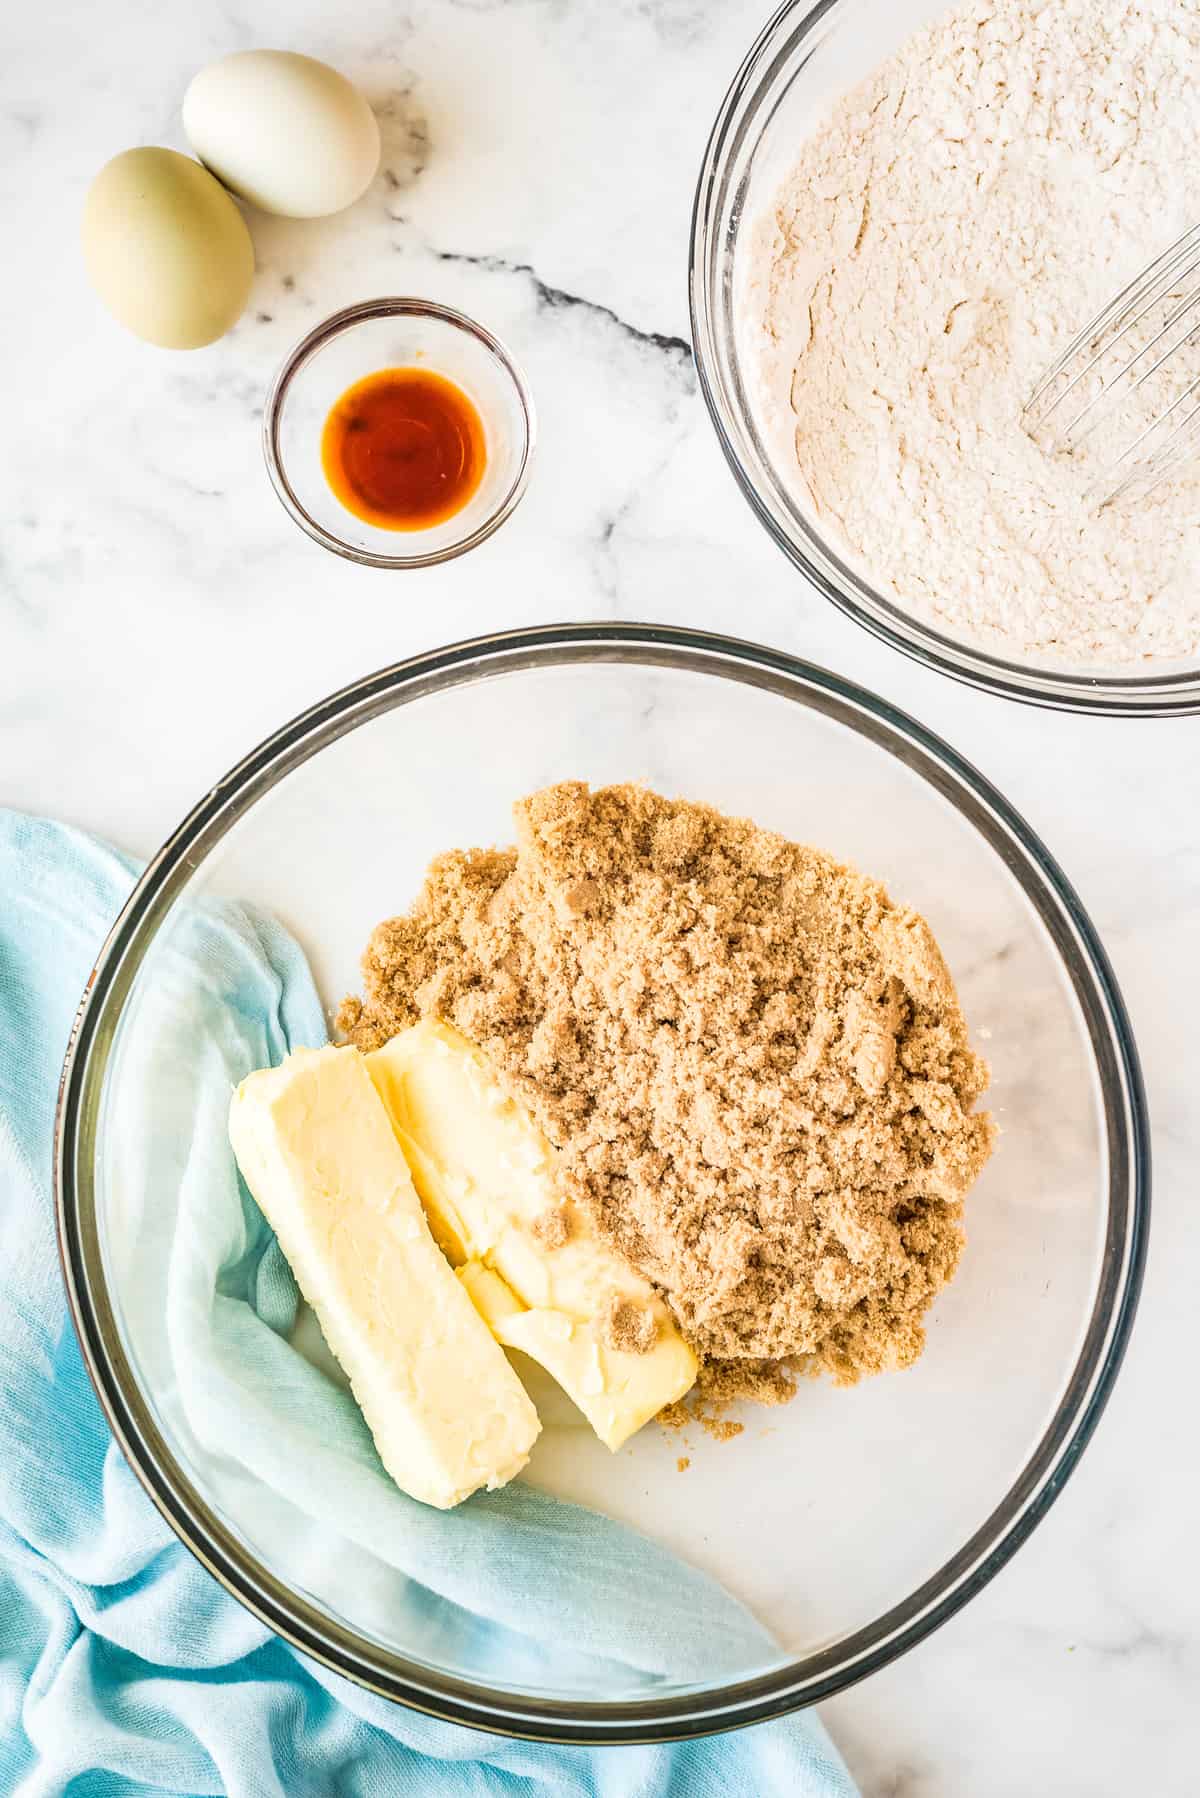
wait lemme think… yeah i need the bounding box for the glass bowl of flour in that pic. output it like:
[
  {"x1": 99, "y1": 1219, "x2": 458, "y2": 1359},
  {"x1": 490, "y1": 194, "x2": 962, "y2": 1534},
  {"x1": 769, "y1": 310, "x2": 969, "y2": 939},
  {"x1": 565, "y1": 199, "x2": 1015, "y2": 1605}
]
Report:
[{"x1": 691, "y1": 0, "x2": 1200, "y2": 714}]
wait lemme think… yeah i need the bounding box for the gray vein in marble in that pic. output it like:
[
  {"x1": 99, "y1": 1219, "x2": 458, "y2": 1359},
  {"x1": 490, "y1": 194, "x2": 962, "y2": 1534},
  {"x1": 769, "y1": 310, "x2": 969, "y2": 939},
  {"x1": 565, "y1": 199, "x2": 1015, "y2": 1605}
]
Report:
[
  {"x1": 432, "y1": 0, "x2": 729, "y2": 49},
  {"x1": 159, "y1": 474, "x2": 227, "y2": 502},
  {"x1": 0, "y1": 546, "x2": 38, "y2": 625},
  {"x1": 1009, "y1": 1610, "x2": 1194, "y2": 1674},
  {"x1": 590, "y1": 416, "x2": 695, "y2": 606},
  {"x1": 374, "y1": 86, "x2": 431, "y2": 194},
  {"x1": 432, "y1": 247, "x2": 694, "y2": 365},
  {"x1": 953, "y1": 937, "x2": 1018, "y2": 983},
  {"x1": 164, "y1": 365, "x2": 265, "y2": 420},
  {"x1": 2, "y1": 107, "x2": 40, "y2": 148}
]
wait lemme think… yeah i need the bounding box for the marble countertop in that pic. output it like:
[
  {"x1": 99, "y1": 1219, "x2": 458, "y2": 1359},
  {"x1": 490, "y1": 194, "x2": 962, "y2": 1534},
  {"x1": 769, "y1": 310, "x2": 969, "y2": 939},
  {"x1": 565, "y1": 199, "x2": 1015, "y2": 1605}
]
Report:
[{"x1": 5, "y1": 0, "x2": 1197, "y2": 1790}]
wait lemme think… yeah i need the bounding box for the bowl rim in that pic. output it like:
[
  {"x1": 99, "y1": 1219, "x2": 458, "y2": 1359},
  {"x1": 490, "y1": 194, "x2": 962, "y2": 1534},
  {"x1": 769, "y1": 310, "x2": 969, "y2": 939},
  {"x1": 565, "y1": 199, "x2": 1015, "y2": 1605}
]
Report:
[
  {"x1": 55, "y1": 622, "x2": 1150, "y2": 1741},
  {"x1": 688, "y1": 0, "x2": 1200, "y2": 717},
  {"x1": 261, "y1": 297, "x2": 537, "y2": 569}
]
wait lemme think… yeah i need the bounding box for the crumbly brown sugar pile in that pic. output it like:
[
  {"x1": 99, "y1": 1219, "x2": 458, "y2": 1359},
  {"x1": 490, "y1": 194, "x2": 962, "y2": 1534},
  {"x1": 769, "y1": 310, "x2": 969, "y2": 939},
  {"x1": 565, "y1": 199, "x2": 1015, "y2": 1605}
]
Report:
[{"x1": 339, "y1": 783, "x2": 996, "y2": 1390}]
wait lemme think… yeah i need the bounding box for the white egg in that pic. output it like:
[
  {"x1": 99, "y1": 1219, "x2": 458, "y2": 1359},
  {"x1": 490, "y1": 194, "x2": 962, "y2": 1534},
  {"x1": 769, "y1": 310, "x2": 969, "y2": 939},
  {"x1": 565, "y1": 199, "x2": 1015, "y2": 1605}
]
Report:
[
  {"x1": 82, "y1": 147, "x2": 255, "y2": 349},
  {"x1": 183, "y1": 50, "x2": 381, "y2": 220}
]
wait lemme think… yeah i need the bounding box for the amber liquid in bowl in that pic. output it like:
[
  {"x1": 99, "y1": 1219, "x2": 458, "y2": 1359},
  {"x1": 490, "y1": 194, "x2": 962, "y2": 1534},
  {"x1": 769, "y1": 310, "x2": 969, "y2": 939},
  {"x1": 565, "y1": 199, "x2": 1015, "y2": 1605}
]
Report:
[{"x1": 321, "y1": 367, "x2": 487, "y2": 531}]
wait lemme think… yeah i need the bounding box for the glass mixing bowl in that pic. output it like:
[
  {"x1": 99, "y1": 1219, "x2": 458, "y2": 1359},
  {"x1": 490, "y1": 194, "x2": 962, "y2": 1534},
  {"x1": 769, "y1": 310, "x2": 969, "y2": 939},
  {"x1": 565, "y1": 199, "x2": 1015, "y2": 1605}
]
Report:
[
  {"x1": 56, "y1": 626, "x2": 1148, "y2": 1739},
  {"x1": 689, "y1": 0, "x2": 1200, "y2": 716}
]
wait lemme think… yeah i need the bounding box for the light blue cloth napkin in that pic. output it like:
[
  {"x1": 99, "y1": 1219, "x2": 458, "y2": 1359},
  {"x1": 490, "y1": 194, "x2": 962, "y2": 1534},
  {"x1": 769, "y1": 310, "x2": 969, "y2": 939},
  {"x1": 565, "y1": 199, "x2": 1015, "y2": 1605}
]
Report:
[{"x1": 0, "y1": 808, "x2": 858, "y2": 1798}]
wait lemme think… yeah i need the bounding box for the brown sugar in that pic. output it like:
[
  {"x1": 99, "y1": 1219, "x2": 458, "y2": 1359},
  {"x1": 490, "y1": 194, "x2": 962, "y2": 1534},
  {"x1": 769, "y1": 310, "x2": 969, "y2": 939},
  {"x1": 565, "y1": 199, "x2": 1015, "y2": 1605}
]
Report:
[
  {"x1": 339, "y1": 782, "x2": 996, "y2": 1394},
  {"x1": 600, "y1": 1295, "x2": 658, "y2": 1356},
  {"x1": 660, "y1": 1363, "x2": 774, "y2": 1444},
  {"x1": 530, "y1": 1205, "x2": 570, "y2": 1251},
  {"x1": 697, "y1": 1357, "x2": 798, "y2": 1409},
  {"x1": 701, "y1": 1416, "x2": 744, "y2": 1444}
]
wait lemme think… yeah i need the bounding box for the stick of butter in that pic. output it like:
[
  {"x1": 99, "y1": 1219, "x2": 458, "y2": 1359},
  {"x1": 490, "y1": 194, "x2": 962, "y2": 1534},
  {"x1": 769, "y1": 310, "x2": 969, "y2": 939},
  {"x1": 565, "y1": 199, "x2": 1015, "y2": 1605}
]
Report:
[
  {"x1": 228, "y1": 1045, "x2": 540, "y2": 1510},
  {"x1": 366, "y1": 1020, "x2": 698, "y2": 1451},
  {"x1": 457, "y1": 1261, "x2": 694, "y2": 1453}
]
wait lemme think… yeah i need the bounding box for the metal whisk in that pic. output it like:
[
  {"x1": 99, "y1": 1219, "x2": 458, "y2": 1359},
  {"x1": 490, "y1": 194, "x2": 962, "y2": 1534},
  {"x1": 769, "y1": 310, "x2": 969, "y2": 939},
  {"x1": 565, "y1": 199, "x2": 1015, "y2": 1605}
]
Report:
[{"x1": 1023, "y1": 223, "x2": 1200, "y2": 507}]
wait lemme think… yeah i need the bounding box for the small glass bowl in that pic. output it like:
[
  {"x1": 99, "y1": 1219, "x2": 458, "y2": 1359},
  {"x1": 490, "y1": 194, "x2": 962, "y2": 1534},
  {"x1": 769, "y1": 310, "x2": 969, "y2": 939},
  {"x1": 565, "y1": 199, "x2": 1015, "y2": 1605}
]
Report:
[{"x1": 262, "y1": 299, "x2": 536, "y2": 568}]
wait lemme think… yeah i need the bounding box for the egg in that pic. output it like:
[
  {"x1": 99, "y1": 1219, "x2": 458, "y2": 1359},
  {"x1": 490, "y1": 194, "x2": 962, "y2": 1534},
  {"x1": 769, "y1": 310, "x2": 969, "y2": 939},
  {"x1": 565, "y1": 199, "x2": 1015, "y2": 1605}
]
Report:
[
  {"x1": 183, "y1": 50, "x2": 381, "y2": 220},
  {"x1": 82, "y1": 148, "x2": 255, "y2": 350}
]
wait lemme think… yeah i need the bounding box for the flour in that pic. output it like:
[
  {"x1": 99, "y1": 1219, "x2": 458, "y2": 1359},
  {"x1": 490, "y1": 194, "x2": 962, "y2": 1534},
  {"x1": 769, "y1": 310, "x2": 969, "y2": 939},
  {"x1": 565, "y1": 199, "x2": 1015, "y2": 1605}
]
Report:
[{"x1": 746, "y1": 0, "x2": 1200, "y2": 667}]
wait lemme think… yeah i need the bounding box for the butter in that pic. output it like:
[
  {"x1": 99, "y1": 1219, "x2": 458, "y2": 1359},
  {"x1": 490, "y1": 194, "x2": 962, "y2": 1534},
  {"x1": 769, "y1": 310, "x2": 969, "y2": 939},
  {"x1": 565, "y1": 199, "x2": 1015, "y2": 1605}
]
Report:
[
  {"x1": 228, "y1": 1045, "x2": 540, "y2": 1509},
  {"x1": 458, "y1": 1261, "x2": 697, "y2": 1452},
  {"x1": 367, "y1": 1020, "x2": 698, "y2": 1450}
]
